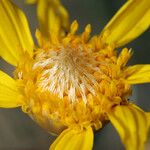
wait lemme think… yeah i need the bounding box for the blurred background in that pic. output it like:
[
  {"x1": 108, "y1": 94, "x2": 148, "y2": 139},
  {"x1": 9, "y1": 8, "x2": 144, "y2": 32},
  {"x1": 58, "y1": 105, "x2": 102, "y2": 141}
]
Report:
[{"x1": 0, "y1": 0, "x2": 150, "y2": 149}]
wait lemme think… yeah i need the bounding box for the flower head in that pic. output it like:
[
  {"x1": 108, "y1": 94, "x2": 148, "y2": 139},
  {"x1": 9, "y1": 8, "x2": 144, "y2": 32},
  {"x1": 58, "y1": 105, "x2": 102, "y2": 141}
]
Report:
[{"x1": 0, "y1": 0, "x2": 150, "y2": 150}]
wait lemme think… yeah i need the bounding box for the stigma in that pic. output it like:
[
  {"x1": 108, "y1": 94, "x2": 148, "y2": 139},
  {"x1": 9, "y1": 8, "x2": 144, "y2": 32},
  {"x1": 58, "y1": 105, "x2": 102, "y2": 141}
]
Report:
[{"x1": 33, "y1": 45, "x2": 101, "y2": 103}]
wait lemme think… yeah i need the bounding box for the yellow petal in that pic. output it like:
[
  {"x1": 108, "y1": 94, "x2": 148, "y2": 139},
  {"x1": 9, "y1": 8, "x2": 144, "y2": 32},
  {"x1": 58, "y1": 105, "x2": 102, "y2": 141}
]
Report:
[
  {"x1": 125, "y1": 65, "x2": 150, "y2": 84},
  {"x1": 0, "y1": 71, "x2": 23, "y2": 108},
  {"x1": 108, "y1": 104, "x2": 150, "y2": 150},
  {"x1": 35, "y1": 0, "x2": 69, "y2": 39},
  {"x1": 50, "y1": 126, "x2": 94, "y2": 150},
  {"x1": 102, "y1": 0, "x2": 150, "y2": 47},
  {"x1": 26, "y1": 0, "x2": 37, "y2": 4},
  {"x1": 0, "y1": 0, "x2": 34, "y2": 66}
]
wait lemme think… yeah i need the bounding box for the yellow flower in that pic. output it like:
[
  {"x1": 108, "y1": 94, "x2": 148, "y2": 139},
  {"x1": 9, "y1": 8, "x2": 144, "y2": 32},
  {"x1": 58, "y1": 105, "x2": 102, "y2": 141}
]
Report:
[{"x1": 0, "y1": 0, "x2": 150, "y2": 150}]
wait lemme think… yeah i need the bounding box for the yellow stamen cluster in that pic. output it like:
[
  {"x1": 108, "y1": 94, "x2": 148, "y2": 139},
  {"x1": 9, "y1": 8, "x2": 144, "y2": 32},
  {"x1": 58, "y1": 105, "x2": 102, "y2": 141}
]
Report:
[{"x1": 15, "y1": 21, "x2": 132, "y2": 135}]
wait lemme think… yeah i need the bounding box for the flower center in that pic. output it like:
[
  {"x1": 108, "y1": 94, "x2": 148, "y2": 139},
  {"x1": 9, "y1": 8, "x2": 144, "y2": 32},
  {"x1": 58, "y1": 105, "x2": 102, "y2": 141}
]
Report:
[
  {"x1": 16, "y1": 40, "x2": 132, "y2": 133},
  {"x1": 33, "y1": 45, "x2": 101, "y2": 103}
]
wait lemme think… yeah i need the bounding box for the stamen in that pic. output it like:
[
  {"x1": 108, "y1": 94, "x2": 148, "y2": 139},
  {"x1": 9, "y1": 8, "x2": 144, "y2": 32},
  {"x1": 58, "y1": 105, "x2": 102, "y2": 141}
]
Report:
[{"x1": 33, "y1": 45, "x2": 101, "y2": 103}]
